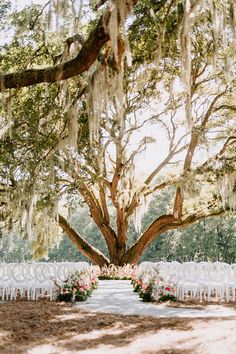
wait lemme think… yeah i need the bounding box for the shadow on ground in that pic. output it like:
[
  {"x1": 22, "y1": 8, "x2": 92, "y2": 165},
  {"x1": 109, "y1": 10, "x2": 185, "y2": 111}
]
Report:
[{"x1": 0, "y1": 301, "x2": 235, "y2": 353}]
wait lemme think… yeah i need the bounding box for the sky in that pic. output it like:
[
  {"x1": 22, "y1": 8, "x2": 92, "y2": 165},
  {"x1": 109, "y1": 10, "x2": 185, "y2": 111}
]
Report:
[{"x1": 14, "y1": 0, "x2": 46, "y2": 8}]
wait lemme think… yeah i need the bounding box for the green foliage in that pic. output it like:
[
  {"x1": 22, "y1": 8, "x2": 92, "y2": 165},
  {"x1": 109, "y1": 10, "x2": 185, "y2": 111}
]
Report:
[
  {"x1": 0, "y1": 233, "x2": 32, "y2": 262},
  {"x1": 142, "y1": 213, "x2": 236, "y2": 263},
  {"x1": 139, "y1": 288, "x2": 152, "y2": 302},
  {"x1": 129, "y1": 0, "x2": 181, "y2": 65},
  {"x1": 157, "y1": 294, "x2": 177, "y2": 303},
  {"x1": 44, "y1": 236, "x2": 87, "y2": 262}
]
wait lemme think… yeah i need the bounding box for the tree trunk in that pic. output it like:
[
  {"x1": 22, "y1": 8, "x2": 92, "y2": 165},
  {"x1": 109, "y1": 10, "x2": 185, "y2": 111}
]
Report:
[
  {"x1": 109, "y1": 244, "x2": 126, "y2": 266},
  {"x1": 60, "y1": 210, "x2": 225, "y2": 267},
  {"x1": 59, "y1": 214, "x2": 109, "y2": 267}
]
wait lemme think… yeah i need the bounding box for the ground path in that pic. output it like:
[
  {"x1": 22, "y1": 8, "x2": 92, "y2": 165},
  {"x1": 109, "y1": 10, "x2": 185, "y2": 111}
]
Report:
[
  {"x1": 1, "y1": 282, "x2": 236, "y2": 353},
  {"x1": 78, "y1": 280, "x2": 236, "y2": 318}
]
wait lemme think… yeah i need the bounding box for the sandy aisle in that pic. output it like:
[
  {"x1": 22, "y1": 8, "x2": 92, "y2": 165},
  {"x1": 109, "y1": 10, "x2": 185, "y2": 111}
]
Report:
[{"x1": 78, "y1": 280, "x2": 236, "y2": 318}]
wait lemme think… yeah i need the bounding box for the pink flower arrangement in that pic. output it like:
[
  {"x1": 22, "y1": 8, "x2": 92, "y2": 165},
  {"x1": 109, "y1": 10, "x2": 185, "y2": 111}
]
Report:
[
  {"x1": 131, "y1": 268, "x2": 177, "y2": 303},
  {"x1": 55, "y1": 269, "x2": 99, "y2": 302},
  {"x1": 99, "y1": 264, "x2": 137, "y2": 280}
]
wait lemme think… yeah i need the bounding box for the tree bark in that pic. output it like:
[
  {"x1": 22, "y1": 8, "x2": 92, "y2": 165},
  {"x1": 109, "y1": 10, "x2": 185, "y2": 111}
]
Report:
[
  {"x1": 0, "y1": 1, "x2": 138, "y2": 92},
  {"x1": 121, "y1": 214, "x2": 177, "y2": 265},
  {"x1": 59, "y1": 214, "x2": 109, "y2": 267},
  {"x1": 120, "y1": 209, "x2": 226, "y2": 265}
]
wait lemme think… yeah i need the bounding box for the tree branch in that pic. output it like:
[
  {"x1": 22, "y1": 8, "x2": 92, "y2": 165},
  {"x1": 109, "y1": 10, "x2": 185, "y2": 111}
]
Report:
[
  {"x1": 201, "y1": 136, "x2": 236, "y2": 168},
  {"x1": 91, "y1": 0, "x2": 108, "y2": 10},
  {"x1": 144, "y1": 143, "x2": 188, "y2": 186},
  {"x1": 58, "y1": 214, "x2": 109, "y2": 266},
  {"x1": 0, "y1": 1, "x2": 138, "y2": 91},
  {"x1": 0, "y1": 15, "x2": 109, "y2": 91},
  {"x1": 121, "y1": 208, "x2": 226, "y2": 264}
]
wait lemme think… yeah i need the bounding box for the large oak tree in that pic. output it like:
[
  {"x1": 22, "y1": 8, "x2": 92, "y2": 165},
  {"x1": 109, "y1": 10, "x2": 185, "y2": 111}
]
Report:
[{"x1": 0, "y1": 0, "x2": 236, "y2": 265}]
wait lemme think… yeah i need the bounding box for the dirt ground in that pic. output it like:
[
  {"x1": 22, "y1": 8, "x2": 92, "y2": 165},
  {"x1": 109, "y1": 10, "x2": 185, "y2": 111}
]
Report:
[
  {"x1": 165, "y1": 297, "x2": 236, "y2": 309},
  {"x1": 0, "y1": 300, "x2": 236, "y2": 354}
]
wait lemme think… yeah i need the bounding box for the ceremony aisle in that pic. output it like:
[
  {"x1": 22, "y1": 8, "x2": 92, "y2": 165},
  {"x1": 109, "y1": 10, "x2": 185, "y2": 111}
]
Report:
[{"x1": 78, "y1": 280, "x2": 236, "y2": 318}]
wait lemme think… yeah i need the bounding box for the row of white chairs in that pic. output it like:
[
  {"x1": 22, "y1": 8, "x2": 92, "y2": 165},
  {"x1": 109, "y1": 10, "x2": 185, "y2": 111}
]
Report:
[
  {"x1": 138, "y1": 261, "x2": 236, "y2": 302},
  {"x1": 0, "y1": 262, "x2": 90, "y2": 301}
]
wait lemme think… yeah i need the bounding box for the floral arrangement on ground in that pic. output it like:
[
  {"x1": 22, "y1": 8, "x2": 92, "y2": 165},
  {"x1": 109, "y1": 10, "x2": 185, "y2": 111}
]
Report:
[
  {"x1": 98, "y1": 264, "x2": 137, "y2": 280},
  {"x1": 55, "y1": 268, "x2": 99, "y2": 302},
  {"x1": 131, "y1": 268, "x2": 177, "y2": 303}
]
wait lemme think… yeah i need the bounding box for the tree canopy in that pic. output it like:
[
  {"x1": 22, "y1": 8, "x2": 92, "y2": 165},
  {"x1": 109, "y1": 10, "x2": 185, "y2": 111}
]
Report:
[{"x1": 0, "y1": 0, "x2": 236, "y2": 265}]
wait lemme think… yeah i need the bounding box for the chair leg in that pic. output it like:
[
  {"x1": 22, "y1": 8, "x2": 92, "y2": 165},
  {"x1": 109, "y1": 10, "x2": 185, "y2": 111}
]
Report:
[
  {"x1": 199, "y1": 288, "x2": 203, "y2": 302},
  {"x1": 208, "y1": 288, "x2": 211, "y2": 302},
  {"x1": 233, "y1": 288, "x2": 236, "y2": 302},
  {"x1": 225, "y1": 288, "x2": 229, "y2": 302},
  {"x1": 10, "y1": 287, "x2": 15, "y2": 300}
]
